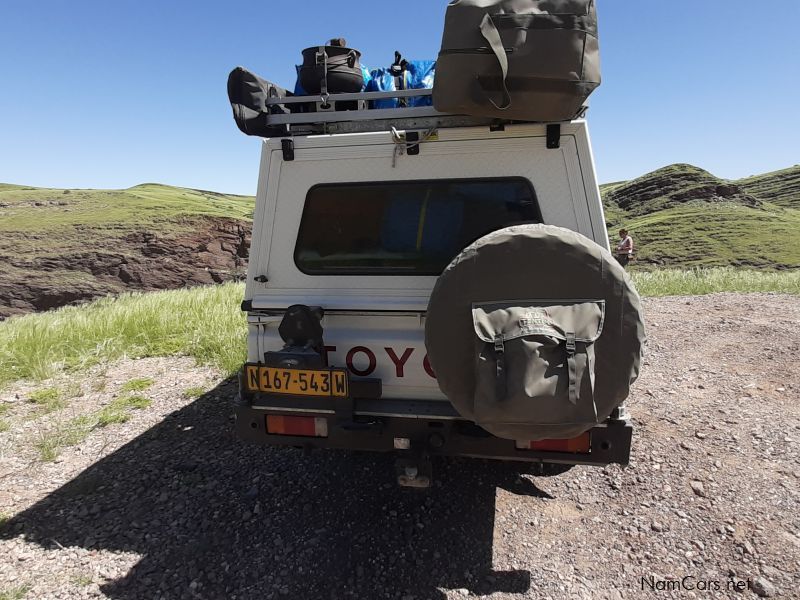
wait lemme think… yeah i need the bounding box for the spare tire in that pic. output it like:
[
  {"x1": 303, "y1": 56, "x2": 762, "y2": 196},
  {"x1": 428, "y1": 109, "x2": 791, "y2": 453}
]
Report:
[{"x1": 425, "y1": 225, "x2": 645, "y2": 441}]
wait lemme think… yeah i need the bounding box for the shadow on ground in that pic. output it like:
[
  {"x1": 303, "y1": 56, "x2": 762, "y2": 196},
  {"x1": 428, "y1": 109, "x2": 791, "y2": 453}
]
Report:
[{"x1": 1, "y1": 379, "x2": 552, "y2": 599}]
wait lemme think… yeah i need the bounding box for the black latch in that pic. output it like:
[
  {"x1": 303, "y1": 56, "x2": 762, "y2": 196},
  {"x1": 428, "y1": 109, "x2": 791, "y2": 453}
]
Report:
[
  {"x1": 546, "y1": 124, "x2": 561, "y2": 149},
  {"x1": 406, "y1": 131, "x2": 420, "y2": 156},
  {"x1": 281, "y1": 138, "x2": 295, "y2": 161},
  {"x1": 335, "y1": 395, "x2": 357, "y2": 427},
  {"x1": 253, "y1": 275, "x2": 269, "y2": 284}
]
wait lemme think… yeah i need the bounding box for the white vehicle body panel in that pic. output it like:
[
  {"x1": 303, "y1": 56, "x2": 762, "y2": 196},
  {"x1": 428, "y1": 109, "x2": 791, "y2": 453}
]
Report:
[{"x1": 244, "y1": 121, "x2": 607, "y2": 402}]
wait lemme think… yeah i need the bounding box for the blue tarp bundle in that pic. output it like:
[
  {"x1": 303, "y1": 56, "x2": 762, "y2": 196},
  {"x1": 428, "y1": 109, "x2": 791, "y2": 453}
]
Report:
[{"x1": 366, "y1": 60, "x2": 436, "y2": 108}]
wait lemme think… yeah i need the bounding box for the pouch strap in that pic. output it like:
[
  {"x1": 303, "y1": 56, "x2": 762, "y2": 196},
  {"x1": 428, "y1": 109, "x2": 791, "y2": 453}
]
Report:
[
  {"x1": 478, "y1": 14, "x2": 512, "y2": 111},
  {"x1": 565, "y1": 332, "x2": 578, "y2": 405},
  {"x1": 494, "y1": 336, "x2": 507, "y2": 401}
]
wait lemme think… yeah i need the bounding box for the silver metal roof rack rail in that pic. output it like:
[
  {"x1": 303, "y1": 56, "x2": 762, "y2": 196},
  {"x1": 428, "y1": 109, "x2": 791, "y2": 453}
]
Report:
[{"x1": 260, "y1": 86, "x2": 586, "y2": 137}]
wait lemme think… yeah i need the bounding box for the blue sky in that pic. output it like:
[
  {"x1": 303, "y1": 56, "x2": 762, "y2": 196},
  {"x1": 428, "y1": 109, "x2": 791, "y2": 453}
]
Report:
[{"x1": 1, "y1": 1, "x2": 798, "y2": 195}]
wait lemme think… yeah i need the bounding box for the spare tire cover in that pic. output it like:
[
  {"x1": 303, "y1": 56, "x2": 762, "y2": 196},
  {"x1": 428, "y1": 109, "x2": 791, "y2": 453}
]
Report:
[{"x1": 425, "y1": 224, "x2": 645, "y2": 441}]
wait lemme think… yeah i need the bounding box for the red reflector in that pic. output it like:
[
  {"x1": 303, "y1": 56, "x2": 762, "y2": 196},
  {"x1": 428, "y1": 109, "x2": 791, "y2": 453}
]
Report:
[
  {"x1": 518, "y1": 431, "x2": 591, "y2": 453},
  {"x1": 266, "y1": 415, "x2": 328, "y2": 438}
]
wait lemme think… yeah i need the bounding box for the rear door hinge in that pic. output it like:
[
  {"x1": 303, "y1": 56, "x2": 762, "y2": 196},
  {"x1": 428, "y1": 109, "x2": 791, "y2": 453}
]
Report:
[{"x1": 546, "y1": 124, "x2": 561, "y2": 149}]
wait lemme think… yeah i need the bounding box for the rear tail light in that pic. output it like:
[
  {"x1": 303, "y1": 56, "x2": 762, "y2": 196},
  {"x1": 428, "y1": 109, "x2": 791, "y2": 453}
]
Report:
[
  {"x1": 266, "y1": 415, "x2": 328, "y2": 438},
  {"x1": 516, "y1": 431, "x2": 591, "y2": 453}
]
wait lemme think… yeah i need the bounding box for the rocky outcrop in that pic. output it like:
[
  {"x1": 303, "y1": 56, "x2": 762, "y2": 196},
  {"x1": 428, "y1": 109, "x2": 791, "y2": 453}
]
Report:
[{"x1": 0, "y1": 218, "x2": 252, "y2": 319}]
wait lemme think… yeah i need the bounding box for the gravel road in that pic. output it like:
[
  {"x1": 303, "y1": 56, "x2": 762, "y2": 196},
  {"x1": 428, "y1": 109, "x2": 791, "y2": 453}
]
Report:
[{"x1": 1, "y1": 293, "x2": 798, "y2": 600}]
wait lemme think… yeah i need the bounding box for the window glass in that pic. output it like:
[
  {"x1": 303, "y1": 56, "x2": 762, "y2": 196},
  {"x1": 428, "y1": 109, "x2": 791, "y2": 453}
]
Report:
[{"x1": 295, "y1": 178, "x2": 540, "y2": 275}]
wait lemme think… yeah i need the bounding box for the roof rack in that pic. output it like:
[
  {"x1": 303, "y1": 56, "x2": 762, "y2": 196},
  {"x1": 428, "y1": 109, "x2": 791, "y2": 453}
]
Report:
[{"x1": 258, "y1": 82, "x2": 587, "y2": 137}]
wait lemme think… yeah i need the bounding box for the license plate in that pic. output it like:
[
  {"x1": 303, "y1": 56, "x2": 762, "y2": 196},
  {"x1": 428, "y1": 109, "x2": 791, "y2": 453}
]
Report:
[{"x1": 245, "y1": 365, "x2": 349, "y2": 398}]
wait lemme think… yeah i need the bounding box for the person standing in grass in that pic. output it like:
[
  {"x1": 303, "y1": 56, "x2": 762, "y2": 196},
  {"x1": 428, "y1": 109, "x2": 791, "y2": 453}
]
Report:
[{"x1": 615, "y1": 228, "x2": 634, "y2": 268}]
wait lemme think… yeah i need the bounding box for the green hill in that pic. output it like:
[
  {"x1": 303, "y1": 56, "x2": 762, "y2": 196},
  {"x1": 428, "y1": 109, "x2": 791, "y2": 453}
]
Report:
[
  {"x1": 605, "y1": 164, "x2": 762, "y2": 216},
  {"x1": 0, "y1": 183, "x2": 253, "y2": 238},
  {"x1": 738, "y1": 165, "x2": 800, "y2": 209},
  {"x1": 0, "y1": 183, "x2": 254, "y2": 318},
  {"x1": 603, "y1": 164, "x2": 800, "y2": 269}
]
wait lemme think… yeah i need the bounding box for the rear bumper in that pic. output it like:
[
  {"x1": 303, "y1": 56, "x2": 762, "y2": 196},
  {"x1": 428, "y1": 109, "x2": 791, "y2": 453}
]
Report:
[{"x1": 234, "y1": 399, "x2": 633, "y2": 466}]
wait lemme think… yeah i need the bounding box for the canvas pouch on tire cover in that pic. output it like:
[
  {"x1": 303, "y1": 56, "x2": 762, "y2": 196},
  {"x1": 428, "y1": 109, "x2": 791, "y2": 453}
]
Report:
[
  {"x1": 433, "y1": 0, "x2": 600, "y2": 122},
  {"x1": 472, "y1": 300, "x2": 604, "y2": 436}
]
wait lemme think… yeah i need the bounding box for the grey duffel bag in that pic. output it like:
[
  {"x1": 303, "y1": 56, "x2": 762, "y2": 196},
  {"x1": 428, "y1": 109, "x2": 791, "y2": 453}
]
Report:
[{"x1": 433, "y1": 0, "x2": 601, "y2": 122}]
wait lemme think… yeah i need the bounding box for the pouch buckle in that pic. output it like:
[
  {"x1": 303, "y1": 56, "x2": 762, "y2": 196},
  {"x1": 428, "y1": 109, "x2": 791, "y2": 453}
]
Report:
[
  {"x1": 565, "y1": 333, "x2": 576, "y2": 355},
  {"x1": 494, "y1": 337, "x2": 505, "y2": 355}
]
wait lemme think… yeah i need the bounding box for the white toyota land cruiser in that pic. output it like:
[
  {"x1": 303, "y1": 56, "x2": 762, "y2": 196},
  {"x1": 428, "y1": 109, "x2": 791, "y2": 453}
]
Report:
[{"x1": 233, "y1": 87, "x2": 643, "y2": 486}]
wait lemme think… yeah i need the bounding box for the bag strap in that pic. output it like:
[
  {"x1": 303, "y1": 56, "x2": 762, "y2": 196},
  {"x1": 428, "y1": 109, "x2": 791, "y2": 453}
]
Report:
[
  {"x1": 315, "y1": 47, "x2": 330, "y2": 106},
  {"x1": 478, "y1": 14, "x2": 512, "y2": 111}
]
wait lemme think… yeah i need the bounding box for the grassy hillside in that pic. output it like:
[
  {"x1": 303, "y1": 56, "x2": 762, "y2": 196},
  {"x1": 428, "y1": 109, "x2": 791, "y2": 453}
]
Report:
[
  {"x1": 622, "y1": 204, "x2": 800, "y2": 269},
  {"x1": 738, "y1": 165, "x2": 800, "y2": 208},
  {"x1": 0, "y1": 284, "x2": 247, "y2": 387},
  {"x1": 603, "y1": 164, "x2": 800, "y2": 269},
  {"x1": 0, "y1": 183, "x2": 252, "y2": 248},
  {"x1": 0, "y1": 183, "x2": 254, "y2": 318}
]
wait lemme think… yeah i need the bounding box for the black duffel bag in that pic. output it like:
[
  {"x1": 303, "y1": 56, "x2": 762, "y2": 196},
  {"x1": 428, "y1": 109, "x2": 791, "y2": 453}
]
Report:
[
  {"x1": 298, "y1": 38, "x2": 365, "y2": 97},
  {"x1": 227, "y1": 67, "x2": 292, "y2": 138},
  {"x1": 433, "y1": 0, "x2": 601, "y2": 122}
]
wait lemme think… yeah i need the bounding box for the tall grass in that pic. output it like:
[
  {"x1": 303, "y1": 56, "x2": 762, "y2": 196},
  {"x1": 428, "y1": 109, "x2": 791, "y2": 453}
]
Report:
[
  {"x1": 0, "y1": 269, "x2": 797, "y2": 387},
  {"x1": 0, "y1": 283, "x2": 247, "y2": 386},
  {"x1": 630, "y1": 267, "x2": 800, "y2": 297}
]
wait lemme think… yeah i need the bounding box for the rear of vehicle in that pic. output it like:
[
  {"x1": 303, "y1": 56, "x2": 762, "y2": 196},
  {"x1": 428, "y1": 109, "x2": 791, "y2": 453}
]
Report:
[{"x1": 235, "y1": 122, "x2": 634, "y2": 484}]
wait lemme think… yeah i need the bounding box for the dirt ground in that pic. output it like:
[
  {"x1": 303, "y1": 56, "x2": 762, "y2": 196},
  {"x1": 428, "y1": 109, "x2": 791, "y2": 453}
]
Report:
[{"x1": 0, "y1": 293, "x2": 798, "y2": 600}]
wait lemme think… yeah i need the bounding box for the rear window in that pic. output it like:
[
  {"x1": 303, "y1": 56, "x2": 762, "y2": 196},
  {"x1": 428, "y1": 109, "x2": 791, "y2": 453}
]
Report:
[{"x1": 295, "y1": 178, "x2": 541, "y2": 276}]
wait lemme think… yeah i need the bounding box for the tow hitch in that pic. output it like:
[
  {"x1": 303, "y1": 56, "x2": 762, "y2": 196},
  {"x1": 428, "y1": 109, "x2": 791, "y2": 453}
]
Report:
[{"x1": 395, "y1": 454, "x2": 433, "y2": 489}]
